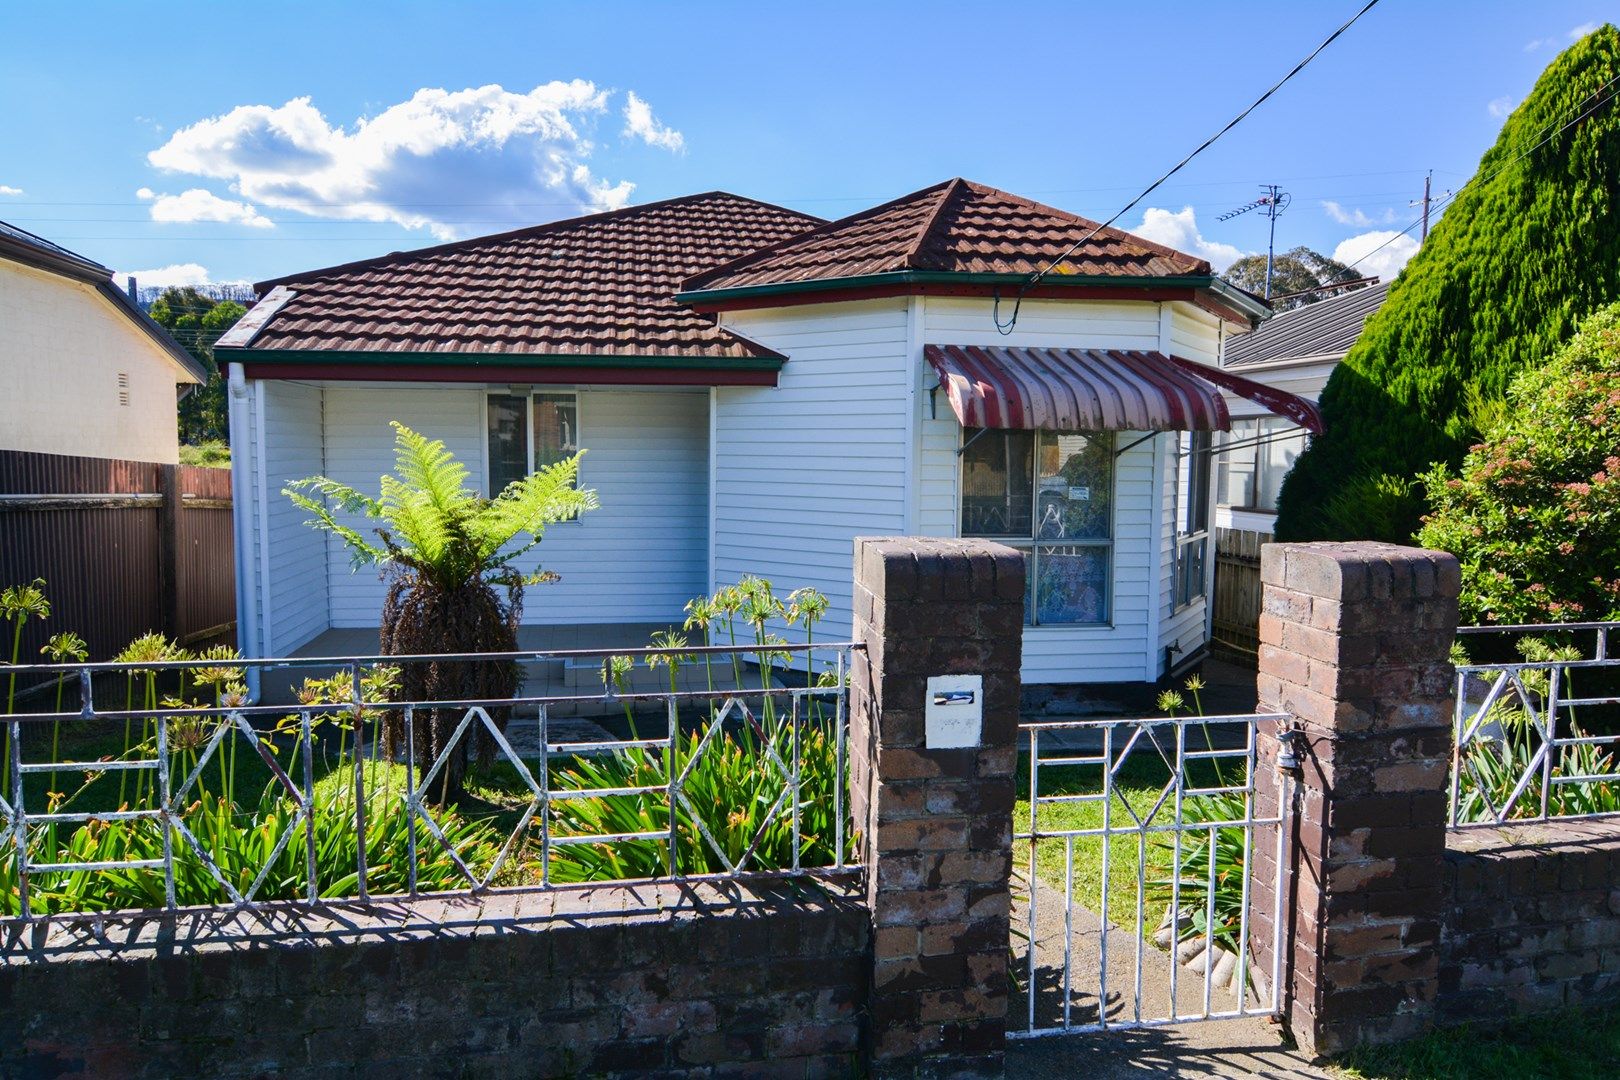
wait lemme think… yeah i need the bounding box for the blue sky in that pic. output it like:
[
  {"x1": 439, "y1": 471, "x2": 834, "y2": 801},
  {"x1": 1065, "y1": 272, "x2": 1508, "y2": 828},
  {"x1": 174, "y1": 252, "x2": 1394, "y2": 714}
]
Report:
[{"x1": 1, "y1": 1, "x2": 1612, "y2": 290}]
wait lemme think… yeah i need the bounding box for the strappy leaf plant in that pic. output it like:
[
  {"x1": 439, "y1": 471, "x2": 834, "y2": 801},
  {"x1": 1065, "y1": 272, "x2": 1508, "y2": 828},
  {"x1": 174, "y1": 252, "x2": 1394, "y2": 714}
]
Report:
[{"x1": 286, "y1": 421, "x2": 598, "y2": 800}]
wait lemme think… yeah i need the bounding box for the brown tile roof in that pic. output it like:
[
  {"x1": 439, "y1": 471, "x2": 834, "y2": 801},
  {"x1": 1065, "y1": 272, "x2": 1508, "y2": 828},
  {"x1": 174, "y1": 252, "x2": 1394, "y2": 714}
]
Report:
[
  {"x1": 681, "y1": 178, "x2": 1210, "y2": 295},
  {"x1": 231, "y1": 192, "x2": 825, "y2": 360}
]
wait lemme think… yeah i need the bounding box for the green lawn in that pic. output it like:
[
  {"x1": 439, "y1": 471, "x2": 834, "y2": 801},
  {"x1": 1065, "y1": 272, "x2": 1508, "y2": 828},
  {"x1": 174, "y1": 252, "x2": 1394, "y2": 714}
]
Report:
[
  {"x1": 1014, "y1": 738, "x2": 1249, "y2": 938},
  {"x1": 1332, "y1": 1005, "x2": 1620, "y2": 1080}
]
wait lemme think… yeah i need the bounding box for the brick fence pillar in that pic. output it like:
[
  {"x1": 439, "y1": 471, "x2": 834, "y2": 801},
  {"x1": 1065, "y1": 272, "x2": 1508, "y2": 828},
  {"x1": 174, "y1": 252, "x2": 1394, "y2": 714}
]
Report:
[
  {"x1": 849, "y1": 537, "x2": 1024, "y2": 1078},
  {"x1": 1251, "y1": 541, "x2": 1460, "y2": 1056}
]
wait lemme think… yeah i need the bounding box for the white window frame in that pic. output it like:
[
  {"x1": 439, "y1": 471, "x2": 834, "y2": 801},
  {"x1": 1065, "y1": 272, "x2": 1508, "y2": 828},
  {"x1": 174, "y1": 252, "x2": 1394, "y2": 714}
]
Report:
[
  {"x1": 1173, "y1": 430, "x2": 1212, "y2": 611},
  {"x1": 957, "y1": 428, "x2": 1116, "y2": 628},
  {"x1": 1216, "y1": 416, "x2": 1307, "y2": 515},
  {"x1": 483, "y1": 388, "x2": 582, "y2": 509}
]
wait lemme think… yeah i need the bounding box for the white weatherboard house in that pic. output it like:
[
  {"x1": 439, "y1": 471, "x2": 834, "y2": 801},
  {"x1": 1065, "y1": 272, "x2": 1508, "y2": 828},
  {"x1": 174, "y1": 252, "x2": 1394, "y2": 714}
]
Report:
[
  {"x1": 218, "y1": 179, "x2": 1319, "y2": 690},
  {"x1": 1213, "y1": 281, "x2": 1386, "y2": 534}
]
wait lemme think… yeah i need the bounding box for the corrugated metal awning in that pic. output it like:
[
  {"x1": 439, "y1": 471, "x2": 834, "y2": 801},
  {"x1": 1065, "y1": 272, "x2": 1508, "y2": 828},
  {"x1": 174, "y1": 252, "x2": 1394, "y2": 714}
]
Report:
[{"x1": 924, "y1": 345, "x2": 1324, "y2": 434}]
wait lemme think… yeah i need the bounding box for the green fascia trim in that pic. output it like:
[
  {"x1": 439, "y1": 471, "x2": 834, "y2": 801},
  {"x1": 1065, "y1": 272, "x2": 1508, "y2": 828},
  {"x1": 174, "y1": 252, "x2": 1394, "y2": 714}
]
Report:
[
  {"x1": 223, "y1": 348, "x2": 786, "y2": 371},
  {"x1": 676, "y1": 270, "x2": 1262, "y2": 313}
]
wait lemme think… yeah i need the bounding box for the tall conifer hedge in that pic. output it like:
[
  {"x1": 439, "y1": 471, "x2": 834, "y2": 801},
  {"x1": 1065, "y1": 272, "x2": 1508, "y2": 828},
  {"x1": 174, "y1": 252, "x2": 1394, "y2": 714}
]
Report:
[{"x1": 1275, "y1": 25, "x2": 1620, "y2": 541}]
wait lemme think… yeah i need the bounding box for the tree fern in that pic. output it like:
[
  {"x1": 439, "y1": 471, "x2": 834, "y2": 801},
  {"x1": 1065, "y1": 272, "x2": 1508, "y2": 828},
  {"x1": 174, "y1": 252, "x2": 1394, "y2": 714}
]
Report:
[{"x1": 285, "y1": 420, "x2": 599, "y2": 591}]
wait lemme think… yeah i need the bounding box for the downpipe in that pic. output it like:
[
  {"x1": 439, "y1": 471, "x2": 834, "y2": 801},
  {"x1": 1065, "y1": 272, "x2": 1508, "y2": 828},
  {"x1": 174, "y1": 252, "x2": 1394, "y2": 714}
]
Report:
[{"x1": 226, "y1": 363, "x2": 262, "y2": 700}]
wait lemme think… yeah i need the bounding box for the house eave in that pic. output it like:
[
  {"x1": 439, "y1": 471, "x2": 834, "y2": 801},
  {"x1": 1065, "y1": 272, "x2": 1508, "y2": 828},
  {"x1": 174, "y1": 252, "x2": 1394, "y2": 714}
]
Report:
[
  {"x1": 220, "y1": 348, "x2": 785, "y2": 387},
  {"x1": 678, "y1": 271, "x2": 1272, "y2": 324}
]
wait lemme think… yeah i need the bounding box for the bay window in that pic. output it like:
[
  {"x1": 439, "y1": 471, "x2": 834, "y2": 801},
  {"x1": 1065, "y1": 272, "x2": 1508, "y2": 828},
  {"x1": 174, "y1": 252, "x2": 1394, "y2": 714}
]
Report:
[
  {"x1": 961, "y1": 429, "x2": 1113, "y2": 625},
  {"x1": 485, "y1": 390, "x2": 580, "y2": 497},
  {"x1": 1215, "y1": 416, "x2": 1305, "y2": 513}
]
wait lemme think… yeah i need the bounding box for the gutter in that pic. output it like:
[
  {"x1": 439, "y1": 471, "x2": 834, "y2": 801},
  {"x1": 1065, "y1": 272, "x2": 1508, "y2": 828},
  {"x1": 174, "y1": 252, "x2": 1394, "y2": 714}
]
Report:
[
  {"x1": 677, "y1": 270, "x2": 1274, "y2": 324},
  {"x1": 218, "y1": 348, "x2": 786, "y2": 370}
]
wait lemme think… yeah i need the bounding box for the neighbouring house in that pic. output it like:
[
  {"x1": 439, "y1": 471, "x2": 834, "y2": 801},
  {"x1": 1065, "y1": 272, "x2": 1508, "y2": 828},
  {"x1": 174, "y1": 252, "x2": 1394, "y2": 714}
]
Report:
[
  {"x1": 0, "y1": 221, "x2": 206, "y2": 463},
  {"x1": 1213, "y1": 280, "x2": 1387, "y2": 533},
  {"x1": 217, "y1": 179, "x2": 1322, "y2": 692}
]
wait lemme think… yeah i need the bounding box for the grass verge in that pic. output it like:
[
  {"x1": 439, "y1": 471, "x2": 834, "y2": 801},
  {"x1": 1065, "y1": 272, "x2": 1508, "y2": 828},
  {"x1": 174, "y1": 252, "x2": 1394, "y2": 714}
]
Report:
[{"x1": 1332, "y1": 1003, "x2": 1620, "y2": 1079}]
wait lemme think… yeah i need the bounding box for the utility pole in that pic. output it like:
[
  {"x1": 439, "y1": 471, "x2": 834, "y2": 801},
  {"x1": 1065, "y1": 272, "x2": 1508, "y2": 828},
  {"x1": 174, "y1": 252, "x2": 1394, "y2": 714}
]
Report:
[
  {"x1": 1420, "y1": 171, "x2": 1431, "y2": 242},
  {"x1": 1218, "y1": 185, "x2": 1292, "y2": 298}
]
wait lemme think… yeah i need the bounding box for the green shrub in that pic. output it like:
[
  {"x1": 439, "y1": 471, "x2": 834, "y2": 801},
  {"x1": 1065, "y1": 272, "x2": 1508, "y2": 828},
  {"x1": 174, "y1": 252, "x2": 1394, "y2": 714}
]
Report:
[
  {"x1": 0, "y1": 762, "x2": 499, "y2": 915},
  {"x1": 1418, "y1": 303, "x2": 1620, "y2": 624},
  {"x1": 1278, "y1": 24, "x2": 1620, "y2": 542}
]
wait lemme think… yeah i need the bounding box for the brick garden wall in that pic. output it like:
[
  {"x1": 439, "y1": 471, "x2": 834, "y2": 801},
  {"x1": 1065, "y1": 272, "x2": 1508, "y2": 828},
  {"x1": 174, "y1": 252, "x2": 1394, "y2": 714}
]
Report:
[
  {"x1": 1256, "y1": 540, "x2": 1620, "y2": 1057},
  {"x1": 0, "y1": 881, "x2": 868, "y2": 1079},
  {"x1": 1440, "y1": 819, "x2": 1620, "y2": 1022}
]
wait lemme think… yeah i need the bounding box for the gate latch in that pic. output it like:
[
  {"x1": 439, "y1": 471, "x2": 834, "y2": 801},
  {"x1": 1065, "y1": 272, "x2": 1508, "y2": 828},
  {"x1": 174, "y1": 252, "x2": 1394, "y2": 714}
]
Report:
[{"x1": 1276, "y1": 728, "x2": 1305, "y2": 771}]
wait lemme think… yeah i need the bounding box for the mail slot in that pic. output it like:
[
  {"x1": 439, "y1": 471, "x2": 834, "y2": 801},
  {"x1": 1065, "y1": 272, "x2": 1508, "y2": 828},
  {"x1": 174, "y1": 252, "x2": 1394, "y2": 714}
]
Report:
[{"x1": 925, "y1": 674, "x2": 983, "y2": 749}]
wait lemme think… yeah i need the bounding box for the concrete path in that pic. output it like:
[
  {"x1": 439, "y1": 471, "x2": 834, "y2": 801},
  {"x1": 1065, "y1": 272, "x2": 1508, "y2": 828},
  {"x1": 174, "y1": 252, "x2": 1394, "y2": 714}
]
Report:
[{"x1": 1007, "y1": 875, "x2": 1329, "y2": 1079}]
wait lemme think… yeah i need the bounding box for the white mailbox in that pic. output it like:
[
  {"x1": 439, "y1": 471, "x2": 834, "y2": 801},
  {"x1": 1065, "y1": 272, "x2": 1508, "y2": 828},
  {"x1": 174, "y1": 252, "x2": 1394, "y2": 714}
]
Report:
[{"x1": 924, "y1": 674, "x2": 983, "y2": 749}]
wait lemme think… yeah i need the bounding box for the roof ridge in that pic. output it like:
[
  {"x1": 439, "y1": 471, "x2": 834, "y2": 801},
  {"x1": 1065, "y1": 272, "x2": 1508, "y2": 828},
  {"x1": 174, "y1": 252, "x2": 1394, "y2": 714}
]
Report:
[
  {"x1": 255, "y1": 191, "x2": 824, "y2": 292},
  {"x1": 902, "y1": 177, "x2": 967, "y2": 270},
  {"x1": 682, "y1": 178, "x2": 959, "y2": 291}
]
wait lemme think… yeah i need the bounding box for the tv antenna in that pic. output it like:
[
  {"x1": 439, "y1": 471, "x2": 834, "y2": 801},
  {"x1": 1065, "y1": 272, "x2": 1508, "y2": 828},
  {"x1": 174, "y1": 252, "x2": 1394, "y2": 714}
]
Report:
[{"x1": 1219, "y1": 184, "x2": 1292, "y2": 298}]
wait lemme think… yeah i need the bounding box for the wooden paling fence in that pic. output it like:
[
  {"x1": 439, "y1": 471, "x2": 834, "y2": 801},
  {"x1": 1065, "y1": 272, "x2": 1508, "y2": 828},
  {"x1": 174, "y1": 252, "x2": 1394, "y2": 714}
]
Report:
[
  {"x1": 0, "y1": 450, "x2": 235, "y2": 671},
  {"x1": 1211, "y1": 526, "x2": 1265, "y2": 664}
]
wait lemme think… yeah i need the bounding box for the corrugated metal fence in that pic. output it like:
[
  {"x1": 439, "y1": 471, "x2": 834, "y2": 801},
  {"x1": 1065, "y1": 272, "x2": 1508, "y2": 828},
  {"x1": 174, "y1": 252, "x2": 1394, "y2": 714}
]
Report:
[
  {"x1": 1211, "y1": 527, "x2": 1265, "y2": 664},
  {"x1": 0, "y1": 450, "x2": 234, "y2": 668}
]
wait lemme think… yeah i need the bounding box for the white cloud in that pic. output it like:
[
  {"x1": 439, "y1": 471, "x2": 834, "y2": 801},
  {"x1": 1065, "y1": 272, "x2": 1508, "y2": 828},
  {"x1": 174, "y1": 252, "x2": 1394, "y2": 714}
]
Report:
[
  {"x1": 138, "y1": 186, "x2": 273, "y2": 228},
  {"x1": 117, "y1": 263, "x2": 214, "y2": 289},
  {"x1": 0, "y1": 185, "x2": 21, "y2": 196},
  {"x1": 1527, "y1": 22, "x2": 1600, "y2": 50},
  {"x1": 1322, "y1": 200, "x2": 1397, "y2": 228},
  {"x1": 1130, "y1": 206, "x2": 1246, "y2": 271},
  {"x1": 1332, "y1": 230, "x2": 1420, "y2": 283},
  {"x1": 1487, "y1": 96, "x2": 1516, "y2": 120},
  {"x1": 146, "y1": 82, "x2": 659, "y2": 240},
  {"x1": 622, "y1": 91, "x2": 685, "y2": 152}
]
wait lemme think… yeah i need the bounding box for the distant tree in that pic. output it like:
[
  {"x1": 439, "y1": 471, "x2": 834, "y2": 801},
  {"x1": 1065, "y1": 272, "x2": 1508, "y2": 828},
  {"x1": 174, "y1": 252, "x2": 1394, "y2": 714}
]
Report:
[
  {"x1": 1221, "y1": 246, "x2": 1362, "y2": 310},
  {"x1": 1418, "y1": 302, "x2": 1620, "y2": 624},
  {"x1": 1276, "y1": 25, "x2": 1620, "y2": 542},
  {"x1": 149, "y1": 287, "x2": 248, "y2": 445}
]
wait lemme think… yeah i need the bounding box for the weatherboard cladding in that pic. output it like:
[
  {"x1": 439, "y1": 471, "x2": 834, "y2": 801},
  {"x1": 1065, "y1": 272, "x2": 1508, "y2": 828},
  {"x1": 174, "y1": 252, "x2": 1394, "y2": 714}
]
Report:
[
  {"x1": 682, "y1": 178, "x2": 1210, "y2": 293},
  {"x1": 1223, "y1": 281, "x2": 1387, "y2": 367},
  {"x1": 237, "y1": 193, "x2": 824, "y2": 361}
]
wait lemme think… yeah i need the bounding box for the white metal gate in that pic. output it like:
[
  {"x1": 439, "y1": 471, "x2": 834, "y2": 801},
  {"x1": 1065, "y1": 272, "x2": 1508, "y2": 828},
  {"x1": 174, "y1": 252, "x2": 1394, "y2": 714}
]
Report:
[{"x1": 1011, "y1": 711, "x2": 1293, "y2": 1037}]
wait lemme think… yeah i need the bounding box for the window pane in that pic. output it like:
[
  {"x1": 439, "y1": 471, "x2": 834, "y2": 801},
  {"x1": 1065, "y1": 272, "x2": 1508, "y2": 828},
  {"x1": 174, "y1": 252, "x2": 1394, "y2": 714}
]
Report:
[
  {"x1": 486, "y1": 394, "x2": 528, "y2": 496},
  {"x1": 1217, "y1": 420, "x2": 1259, "y2": 507},
  {"x1": 1036, "y1": 432, "x2": 1111, "y2": 541},
  {"x1": 1034, "y1": 544, "x2": 1110, "y2": 624},
  {"x1": 1178, "y1": 431, "x2": 1211, "y2": 534},
  {"x1": 1254, "y1": 418, "x2": 1304, "y2": 512},
  {"x1": 1176, "y1": 535, "x2": 1207, "y2": 608},
  {"x1": 533, "y1": 393, "x2": 579, "y2": 473},
  {"x1": 961, "y1": 429, "x2": 1034, "y2": 537}
]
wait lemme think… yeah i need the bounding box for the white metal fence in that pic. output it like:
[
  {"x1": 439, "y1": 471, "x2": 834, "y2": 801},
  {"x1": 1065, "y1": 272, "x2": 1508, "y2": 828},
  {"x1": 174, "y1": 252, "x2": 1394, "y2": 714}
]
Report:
[
  {"x1": 1012, "y1": 712, "x2": 1292, "y2": 1037},
  {"x1": 0, "y1": 643, "x2": 855, "y2": 923},
  {"x1": 1451, "y1": 622, "x2": 1620, "y2": 827}
]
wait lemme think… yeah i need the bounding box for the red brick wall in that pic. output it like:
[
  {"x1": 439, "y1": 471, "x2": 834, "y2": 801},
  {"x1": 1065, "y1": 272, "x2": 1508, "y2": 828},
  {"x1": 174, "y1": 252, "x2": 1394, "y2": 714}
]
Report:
[
  {"x1": 0, "y1": 881, "x2": 868, "y2": 1079},
  {"x1": 1440, "y1": 819, "x2": 1620, "y2": 1022}
]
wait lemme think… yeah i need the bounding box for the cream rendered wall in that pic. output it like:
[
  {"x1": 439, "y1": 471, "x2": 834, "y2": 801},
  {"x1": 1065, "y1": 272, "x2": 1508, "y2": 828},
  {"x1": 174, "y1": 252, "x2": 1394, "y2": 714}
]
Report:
[{"x1": 0, "y1": 260, "x2": 189, "y2": 463}]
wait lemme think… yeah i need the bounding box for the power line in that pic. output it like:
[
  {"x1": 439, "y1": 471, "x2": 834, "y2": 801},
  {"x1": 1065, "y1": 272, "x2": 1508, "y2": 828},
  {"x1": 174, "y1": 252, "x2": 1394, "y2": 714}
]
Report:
[
  {"x1": 1325, "y1": 72, "x2": 1620, "y2": 286},
  {"x1": 992, "y1": 0, "x2": 1382, "y2": 334}
]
